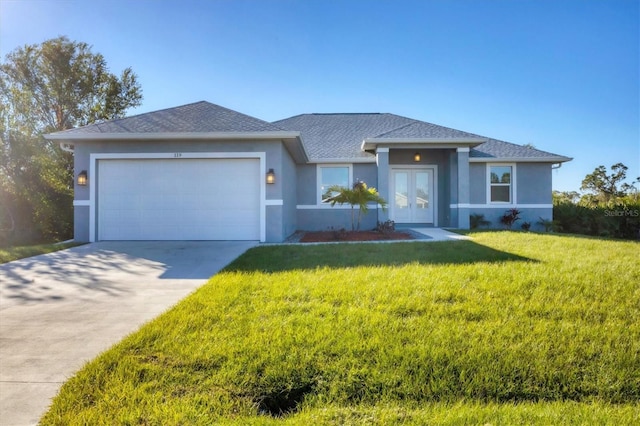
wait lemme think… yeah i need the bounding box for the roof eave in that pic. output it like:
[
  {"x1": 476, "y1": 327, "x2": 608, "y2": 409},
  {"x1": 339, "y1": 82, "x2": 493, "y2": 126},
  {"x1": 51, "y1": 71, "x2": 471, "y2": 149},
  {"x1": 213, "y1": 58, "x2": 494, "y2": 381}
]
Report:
[
  {"x1": 307, "y1": 157, "x2": 377, "y2": 164},
  {"x1": 43, "y1": 131, "x2": 301, "y2": 141},
  {"x1": 469, "y1": 156, "x2": 573, "y2": 163},
  {"x1": 361, "y1": 137, "x2": 487, "y2": 152},
  {"x1": 282, "y1": 135, "x2": 309, "y2": 163},
  {"x1": 45, "y1": 130, "x2": 310, "y2": 164}
]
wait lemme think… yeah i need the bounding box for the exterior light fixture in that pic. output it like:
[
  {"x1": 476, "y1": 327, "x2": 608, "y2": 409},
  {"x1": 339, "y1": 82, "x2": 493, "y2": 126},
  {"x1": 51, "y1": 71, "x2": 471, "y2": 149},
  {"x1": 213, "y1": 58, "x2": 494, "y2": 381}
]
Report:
[
  {"x1": 266, "y1": 168, "x2": 275, "y2": 184},
  {"x1": 77, "y1": 170, "x2": 88, "y2": 186},
  {"x1": 413, "y1": 152, "x2": 421, "y2": 162}
]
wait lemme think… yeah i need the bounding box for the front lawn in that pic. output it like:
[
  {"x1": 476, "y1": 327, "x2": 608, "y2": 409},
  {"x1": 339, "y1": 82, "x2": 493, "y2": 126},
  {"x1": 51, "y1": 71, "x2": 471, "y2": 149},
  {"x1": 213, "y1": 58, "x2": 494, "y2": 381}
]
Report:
[
  {"x1": 0, "y1": 241, "x2": 81, "y2": 264},
  {"x1": 42, "y1": 232, "x2": 640, "y2": 425}
]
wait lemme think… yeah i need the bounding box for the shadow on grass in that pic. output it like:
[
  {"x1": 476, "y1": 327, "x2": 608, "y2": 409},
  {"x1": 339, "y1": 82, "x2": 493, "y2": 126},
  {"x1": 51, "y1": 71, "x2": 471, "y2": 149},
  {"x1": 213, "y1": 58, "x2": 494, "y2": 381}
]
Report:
[{"x1": 225, "y1": 240, "x2": 537, "y2": 273}]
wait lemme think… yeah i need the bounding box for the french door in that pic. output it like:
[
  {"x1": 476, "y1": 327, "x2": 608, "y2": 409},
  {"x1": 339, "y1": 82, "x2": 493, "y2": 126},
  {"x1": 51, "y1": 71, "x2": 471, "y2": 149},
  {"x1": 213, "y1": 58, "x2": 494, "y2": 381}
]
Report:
[{"x1": 391, "y1": 168, "x2": 434, "y2": 223}]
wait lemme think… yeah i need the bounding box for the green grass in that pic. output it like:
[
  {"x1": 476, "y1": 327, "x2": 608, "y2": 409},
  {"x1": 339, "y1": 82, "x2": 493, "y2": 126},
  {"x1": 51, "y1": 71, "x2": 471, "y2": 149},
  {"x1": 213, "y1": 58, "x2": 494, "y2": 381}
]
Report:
[
  {"x1": 41, "y1": 232, "x2": 640, "y2": 425},
  {"x1": 0, "y1": 241, "x2": 81, "y2": 264}
]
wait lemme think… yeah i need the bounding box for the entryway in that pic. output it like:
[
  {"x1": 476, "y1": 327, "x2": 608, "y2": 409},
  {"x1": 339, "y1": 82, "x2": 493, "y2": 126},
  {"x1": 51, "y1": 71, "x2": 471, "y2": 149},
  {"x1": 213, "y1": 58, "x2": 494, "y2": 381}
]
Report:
[{"x1": 390, "y1": 167, "x2": 436, "y2": 224}]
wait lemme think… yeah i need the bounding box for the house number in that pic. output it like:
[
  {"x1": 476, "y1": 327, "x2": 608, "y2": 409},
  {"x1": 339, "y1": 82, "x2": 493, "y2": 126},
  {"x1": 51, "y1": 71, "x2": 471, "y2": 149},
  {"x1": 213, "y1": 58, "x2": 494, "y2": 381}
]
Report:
[{"x1": 174, "y1": 153, "x2": 182, "y2": 158}]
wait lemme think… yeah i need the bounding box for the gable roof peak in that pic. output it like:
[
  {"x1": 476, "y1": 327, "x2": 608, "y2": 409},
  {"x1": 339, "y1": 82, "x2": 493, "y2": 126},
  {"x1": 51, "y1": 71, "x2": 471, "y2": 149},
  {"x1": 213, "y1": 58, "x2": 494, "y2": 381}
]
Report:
[{"x1": 48, "y1": 100, "x2": 284, "y2": 135}]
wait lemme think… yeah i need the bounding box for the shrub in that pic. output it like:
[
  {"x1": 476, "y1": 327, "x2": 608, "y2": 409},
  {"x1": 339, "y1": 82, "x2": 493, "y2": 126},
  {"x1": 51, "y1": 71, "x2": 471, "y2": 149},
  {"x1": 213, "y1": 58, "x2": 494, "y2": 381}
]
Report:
[
  {"x1": 376, "y1": 220, "x2": 395, "y2": 234},
  {"x1": 521, "y1": 221, "x2": 531, "y2": 231},
  {"x1": 553, "y1": 201, "x2": 640, "y2": 239},
  {"x1": 537, "y1": 217, "x2": 554, "y2": 232},
  {"x1": 499, "y1": 209, "x2": 521, "y2": 229},
  {"x1": 470, "y1": 213, "x2": 490, "y2": 229}
]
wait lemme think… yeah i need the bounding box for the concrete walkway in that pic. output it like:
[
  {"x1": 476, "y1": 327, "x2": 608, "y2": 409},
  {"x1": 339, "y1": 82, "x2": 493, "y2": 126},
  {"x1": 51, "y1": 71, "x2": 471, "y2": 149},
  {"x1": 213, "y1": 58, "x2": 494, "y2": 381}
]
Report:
[
  {"x1": 409, "y1": 228, "x2": 473, "y2": 241},
  {"x1": 0, "y1": 241, "x2": 256, "y2": 426}
]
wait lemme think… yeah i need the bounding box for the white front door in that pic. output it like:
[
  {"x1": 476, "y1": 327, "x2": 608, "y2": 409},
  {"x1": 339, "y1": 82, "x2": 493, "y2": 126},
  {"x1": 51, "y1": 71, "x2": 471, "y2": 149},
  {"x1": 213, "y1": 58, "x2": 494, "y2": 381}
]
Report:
[{"x1": 391, "y1": 168, "x2": 434, "y2": 224}]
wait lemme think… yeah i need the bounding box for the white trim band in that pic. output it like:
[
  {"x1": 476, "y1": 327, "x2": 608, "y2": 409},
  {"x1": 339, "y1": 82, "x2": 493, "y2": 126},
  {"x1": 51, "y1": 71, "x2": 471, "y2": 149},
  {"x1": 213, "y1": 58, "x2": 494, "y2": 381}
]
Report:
[
  {"x1": 297, "y1": 204, "x2": 382, "y2": 210},
  {"x1": 450, "y1": 204, "x2": 553, "y2": 209}
]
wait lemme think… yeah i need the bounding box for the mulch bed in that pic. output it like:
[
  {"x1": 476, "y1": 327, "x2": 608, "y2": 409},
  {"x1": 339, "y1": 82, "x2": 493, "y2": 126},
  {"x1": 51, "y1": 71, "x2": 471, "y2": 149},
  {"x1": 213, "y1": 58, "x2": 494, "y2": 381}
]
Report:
[{"x1": 299, "y1": 230, "x2": 414, "y2": 243}]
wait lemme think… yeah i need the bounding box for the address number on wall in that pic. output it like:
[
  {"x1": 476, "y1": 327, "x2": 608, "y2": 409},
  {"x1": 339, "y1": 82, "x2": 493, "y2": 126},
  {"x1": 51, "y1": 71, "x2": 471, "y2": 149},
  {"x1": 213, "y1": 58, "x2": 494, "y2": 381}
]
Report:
[{"x1": 173, "y1": 153, "x2": 182, "y2": 158}]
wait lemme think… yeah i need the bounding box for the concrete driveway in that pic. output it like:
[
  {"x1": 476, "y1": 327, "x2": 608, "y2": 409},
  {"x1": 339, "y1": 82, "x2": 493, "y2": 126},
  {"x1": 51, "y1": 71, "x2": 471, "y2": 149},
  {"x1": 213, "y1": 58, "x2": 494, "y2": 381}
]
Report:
[{"x1": 0, "y1": 240, "x2": 257, "y2": 426}]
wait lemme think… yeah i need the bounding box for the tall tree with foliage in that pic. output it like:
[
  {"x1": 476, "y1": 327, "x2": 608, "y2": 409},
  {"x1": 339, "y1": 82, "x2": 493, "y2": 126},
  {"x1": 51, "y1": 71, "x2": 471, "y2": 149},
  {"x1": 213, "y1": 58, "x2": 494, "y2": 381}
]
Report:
[
  {"x1": 580, "y1": 163, "x2": 635, "y2": 205},
  {"x1": 0, "y1": 36, "x2": 142, "y2": 244}
]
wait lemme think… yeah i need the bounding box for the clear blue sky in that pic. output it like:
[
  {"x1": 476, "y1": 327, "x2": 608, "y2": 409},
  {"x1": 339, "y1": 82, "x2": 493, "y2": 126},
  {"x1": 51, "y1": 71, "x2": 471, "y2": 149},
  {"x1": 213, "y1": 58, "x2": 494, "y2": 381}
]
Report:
[{"x1": 1, "y1": 0, "x2": 638, "y2": 192}]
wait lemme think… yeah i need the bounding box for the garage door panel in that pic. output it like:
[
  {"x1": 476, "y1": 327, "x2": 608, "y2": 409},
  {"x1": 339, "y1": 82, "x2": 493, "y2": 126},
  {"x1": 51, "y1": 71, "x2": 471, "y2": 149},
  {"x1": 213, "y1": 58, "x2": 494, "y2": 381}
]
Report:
[{"x1": 98, "y1": 158, "x2": 260, "y2": 240}]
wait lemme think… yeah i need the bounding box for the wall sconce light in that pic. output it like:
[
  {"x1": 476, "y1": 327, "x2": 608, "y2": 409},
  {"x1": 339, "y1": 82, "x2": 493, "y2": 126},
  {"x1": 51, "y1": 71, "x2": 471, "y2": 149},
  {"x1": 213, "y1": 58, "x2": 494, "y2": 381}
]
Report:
[
  {"x1": 266, "y1": 168, "x2": 275, "y2": 184},
  {"x1": 413, "y1": 152, "x2": 421, "y2": 162},
  {"x1": 77, "y1": 170, "x2": 88, "y2": 186}
]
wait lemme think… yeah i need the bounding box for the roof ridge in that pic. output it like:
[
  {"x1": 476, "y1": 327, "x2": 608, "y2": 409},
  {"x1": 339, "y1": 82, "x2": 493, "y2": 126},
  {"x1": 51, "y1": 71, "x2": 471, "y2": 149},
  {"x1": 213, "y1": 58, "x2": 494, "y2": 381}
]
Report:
[
  {"x1": 309, "y1": 112, "x2": 384, "y2": 115},
  {"x1": 201, "y1": 102, "x2": 286, "y2": 130},
  {"x1": 99, "y1": 100, "x2": 210, "y2": 126},
  {"x1": 52, "y1": 100, "x2": 285, "y2": 134},
  {"x1": 373, "y1": 120, "x2": 419, "y2": 138},
  {"x1": 274, "y1": 113, "x2": 385, "y2": 121}
]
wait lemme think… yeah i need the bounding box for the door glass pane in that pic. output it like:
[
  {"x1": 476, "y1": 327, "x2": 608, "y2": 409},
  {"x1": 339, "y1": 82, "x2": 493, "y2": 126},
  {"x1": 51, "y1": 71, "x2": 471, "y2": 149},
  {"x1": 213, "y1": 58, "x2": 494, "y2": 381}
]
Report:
[
  {"x1": 395, "y1": 172, "x2": 408, "y2": 210},
  {"x1": 415, "y1": 172, "x2": 429, "y2": 210}
]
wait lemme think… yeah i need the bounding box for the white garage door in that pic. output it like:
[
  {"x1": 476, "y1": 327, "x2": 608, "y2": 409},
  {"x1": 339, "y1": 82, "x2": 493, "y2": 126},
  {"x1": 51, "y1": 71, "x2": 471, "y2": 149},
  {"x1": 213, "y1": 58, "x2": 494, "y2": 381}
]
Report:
[{"x1": 98, "y1": 158, "x2": 260, "y2": 240}]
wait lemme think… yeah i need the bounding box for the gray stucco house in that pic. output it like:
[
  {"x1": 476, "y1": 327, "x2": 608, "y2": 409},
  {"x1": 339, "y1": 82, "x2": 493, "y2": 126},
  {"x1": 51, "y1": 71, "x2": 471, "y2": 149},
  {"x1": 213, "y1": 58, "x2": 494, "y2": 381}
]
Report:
[{"x1": 45, "y1": 101, "x2": 572, "y2": 243}]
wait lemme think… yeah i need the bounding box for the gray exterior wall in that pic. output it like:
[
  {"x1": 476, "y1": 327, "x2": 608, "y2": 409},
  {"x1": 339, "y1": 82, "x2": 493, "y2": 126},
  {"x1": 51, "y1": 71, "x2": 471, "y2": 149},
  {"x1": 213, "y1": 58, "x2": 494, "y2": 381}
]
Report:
[
  {"x1": 467, "y1": 162, "x2": 552, "y2": 206},
  {"x1": 517, "y1": 163, "x2": 552, "y2": 204},
  {"x1": 468, "y1": 207, "x2": 552, "y2": 231},
  {"x1": 469, "y1": 163, "x2": 486, "y2": 204},
  {"x1": 296, "y1": 164, "x2": 317, "y2": 205},
  {"x1": 296, "y1": 162, "x2": 380, "y2": 231},
  {"x1": 72, "y1": 136, "x2": 556, "y2": 240},
  {"x1": 73, "y1": 206, "x2": 90, "y2": 242},
  {"x1": 297, "y1": 208, "x2": 379, "y2": 231},
  {"x1": 281, "y1": 145, "x2": 298, "y2": 238},
  {"x1": 353, "y1": 163, "x2": 377, "y2": 187},
  {"x1": 468, "y1": 162, "x2": 553, "y2": 231}
]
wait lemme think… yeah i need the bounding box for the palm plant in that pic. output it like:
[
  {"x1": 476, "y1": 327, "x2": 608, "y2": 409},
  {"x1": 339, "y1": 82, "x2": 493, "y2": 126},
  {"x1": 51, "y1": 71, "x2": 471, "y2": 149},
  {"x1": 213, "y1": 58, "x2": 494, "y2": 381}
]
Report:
[{"x1": 327, "y1": 180, "x2": 387, "y2": 230}]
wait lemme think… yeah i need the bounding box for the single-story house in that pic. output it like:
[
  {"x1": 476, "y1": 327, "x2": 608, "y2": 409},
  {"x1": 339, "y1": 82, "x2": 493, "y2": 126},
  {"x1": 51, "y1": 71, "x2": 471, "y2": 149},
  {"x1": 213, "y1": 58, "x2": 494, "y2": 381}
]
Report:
[{"x1": 44, "y1": 101, "x2": 572, "y2": 243}]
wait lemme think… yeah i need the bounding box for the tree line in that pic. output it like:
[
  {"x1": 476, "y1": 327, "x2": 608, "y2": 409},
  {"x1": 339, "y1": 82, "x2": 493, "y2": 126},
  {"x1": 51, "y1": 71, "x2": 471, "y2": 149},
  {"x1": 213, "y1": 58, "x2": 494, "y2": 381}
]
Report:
[
  {"x1": 553, "y1": 163, "x2": 639, "y2": 239},
  {"x1": 0, "y1": 36, "x2": 142, "y2": 246}
]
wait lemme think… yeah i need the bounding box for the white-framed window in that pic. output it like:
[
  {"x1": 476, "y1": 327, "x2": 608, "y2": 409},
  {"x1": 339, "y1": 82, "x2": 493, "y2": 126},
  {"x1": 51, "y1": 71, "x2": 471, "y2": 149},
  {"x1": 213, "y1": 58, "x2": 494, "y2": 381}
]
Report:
[
  {"x1": 488, "y1": 164, "x2": 515, "y2": 203},
  {"x1": 317, "y1": 164, "x2": 352, "y2": 204}
]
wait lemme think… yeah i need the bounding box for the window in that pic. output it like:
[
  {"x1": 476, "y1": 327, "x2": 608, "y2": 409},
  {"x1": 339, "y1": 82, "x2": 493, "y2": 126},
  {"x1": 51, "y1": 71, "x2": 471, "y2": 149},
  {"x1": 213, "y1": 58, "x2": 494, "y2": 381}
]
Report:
[
  {"x1": 318, "y1": 165, "x2": 350, "y2": 203},
  {"x1": 489, "y1": 165, "x2": 512, "y2": 203}
]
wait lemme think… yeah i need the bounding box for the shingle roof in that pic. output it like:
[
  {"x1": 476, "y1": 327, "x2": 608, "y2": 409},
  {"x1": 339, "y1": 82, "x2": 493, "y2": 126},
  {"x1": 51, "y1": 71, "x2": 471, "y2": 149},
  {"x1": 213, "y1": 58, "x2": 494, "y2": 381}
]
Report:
[
  {"x1": 374, "y1": 120, "x2": 482, "y2": 139},
  {"x1": 53, "y1": 101, "x2": 284, "y2": 135},
  {"x1": 471, "y1": 138, "x2": 568, "y2": 160},
  {"x1": 274, "y1": 113, "x2": 570, "y2": 162},
  {"x1": 273, "y1": 113, "x2": 415, "y2": 160},
  {"x1": 48, "y1": 101, "x2": 570, "y2": 163}
]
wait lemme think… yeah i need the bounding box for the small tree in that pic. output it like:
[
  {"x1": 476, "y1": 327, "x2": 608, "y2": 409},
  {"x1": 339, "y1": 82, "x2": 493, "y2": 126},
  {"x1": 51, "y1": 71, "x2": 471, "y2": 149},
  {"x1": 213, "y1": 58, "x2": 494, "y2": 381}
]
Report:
[
  {"x1": 327, "y1": 180, "x2": 387, "y2": 230},
  {"x1": 580, "y1": 163, "x2": 630, "y2": 205}
]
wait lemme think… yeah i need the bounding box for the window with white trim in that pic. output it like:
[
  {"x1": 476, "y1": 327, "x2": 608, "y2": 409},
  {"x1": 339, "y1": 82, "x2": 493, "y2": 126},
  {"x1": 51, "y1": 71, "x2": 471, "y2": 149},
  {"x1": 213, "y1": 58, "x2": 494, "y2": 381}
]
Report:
[
  {"x1": 318, "y1": 165, "x2": 351, "y2": 203},
  {"x1": 489, "y1": 165, "x2": 512, "y2": 203}
]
